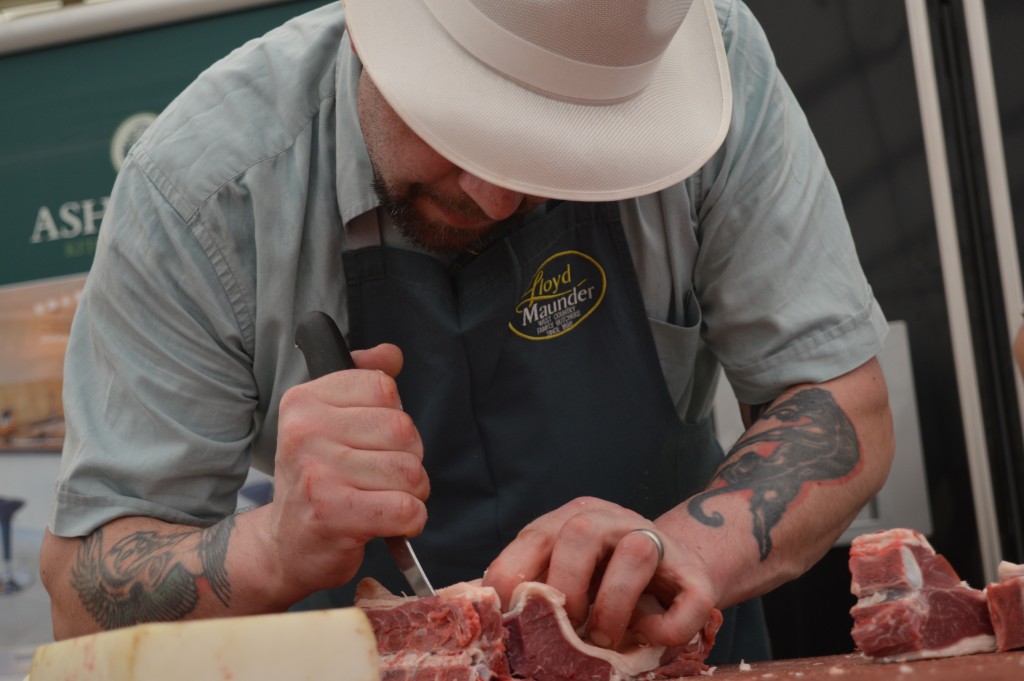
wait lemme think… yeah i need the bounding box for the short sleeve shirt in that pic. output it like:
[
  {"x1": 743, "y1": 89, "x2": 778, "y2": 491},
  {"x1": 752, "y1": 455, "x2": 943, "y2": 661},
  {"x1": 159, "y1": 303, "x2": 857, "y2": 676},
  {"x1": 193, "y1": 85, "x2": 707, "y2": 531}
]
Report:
[{"x1": 50, "y1": 0, "x2": 887, "y2": 536}]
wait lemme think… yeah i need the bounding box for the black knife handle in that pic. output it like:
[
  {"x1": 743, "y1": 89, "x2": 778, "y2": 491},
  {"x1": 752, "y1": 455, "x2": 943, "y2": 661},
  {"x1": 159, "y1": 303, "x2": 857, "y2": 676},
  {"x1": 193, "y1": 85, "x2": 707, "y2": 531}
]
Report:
[{"x1": 294, "y1": 311, "x2": 355, "y2": 379}]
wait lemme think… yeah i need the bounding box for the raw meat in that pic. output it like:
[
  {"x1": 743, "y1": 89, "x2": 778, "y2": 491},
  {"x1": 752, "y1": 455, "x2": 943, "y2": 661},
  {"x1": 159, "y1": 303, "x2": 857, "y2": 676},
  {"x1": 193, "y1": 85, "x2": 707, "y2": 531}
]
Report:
[
  {"x1": 501, "y1": 582, "x2": 721, "y2": 681},
  {"x1": 355, "y1": 579, "x2": 512, "y2": 681},
  {"x1": 357, "y1": 578, "x2": 721, "y2": 680},
  {"x1": 987, "y1": 561, "x2": 1024, "y2": 652},
  {"x1": 848, "y1": 528, "x2": 995, "y2": 662}
]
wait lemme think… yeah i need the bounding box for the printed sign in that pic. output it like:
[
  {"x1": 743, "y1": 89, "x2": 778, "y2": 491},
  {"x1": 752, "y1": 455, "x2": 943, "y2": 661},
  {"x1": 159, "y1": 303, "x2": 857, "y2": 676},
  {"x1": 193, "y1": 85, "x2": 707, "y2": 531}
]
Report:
[
  {"x1": 0, "y1": 0, "x2": 331, "y2": 289},
  {"x1": 510, "y1": 250, "x2": 607, "y2": 340},
  {"x1": 0, "y1": 1, "x2": 331, "y2": 451}
]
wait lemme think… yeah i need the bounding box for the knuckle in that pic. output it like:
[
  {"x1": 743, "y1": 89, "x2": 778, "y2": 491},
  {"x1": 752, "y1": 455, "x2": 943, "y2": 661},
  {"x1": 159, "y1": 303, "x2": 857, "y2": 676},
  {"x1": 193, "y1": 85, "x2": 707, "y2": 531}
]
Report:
[
  {"x1": 278, "y1": 384, "x2": 305, "y2": 412},
  {"x1": 395, "y1": 494, "x2": 426, "y2": 527},
  {"x1": 659, "y1": 626, "x2": 692, "y2": 648},
  {"x1": 689, "y1": 587, "x2": 716, "y2": 615},
  {"x1": 575, "y1": 496, "x2": 623, "y2": 513},
  {"x1": 387, "y1": 410, "x2": 419, "y2": 446},
  {"x1": 391, "y1": 493, "x2": 423, "y2": 532},
  {"x1": 371, "y1": 371, "x2": 401, "y2": 407},
  {"x1": 560, "y1": 514, "x2": 598, "y2": 542},
  {"x1": 277, "y1": 413, "x2": 314, "y2": 456},
  {"x1": 516, "y1": 525, "x2": 554, "y2": 553},
  {"x1": 620, "y1": 534, "x2": 658, "y2": 563},
  {"x1": 393, "y1": 453, "x2": 426, "y2": 490}
]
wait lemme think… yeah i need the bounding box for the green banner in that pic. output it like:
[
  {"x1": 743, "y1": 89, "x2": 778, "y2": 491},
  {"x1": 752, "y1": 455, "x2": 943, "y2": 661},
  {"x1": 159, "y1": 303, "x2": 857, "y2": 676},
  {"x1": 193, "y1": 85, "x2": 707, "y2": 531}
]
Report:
[{"x1": 0, "y1": 0, "x2": 331, "y2": 287}]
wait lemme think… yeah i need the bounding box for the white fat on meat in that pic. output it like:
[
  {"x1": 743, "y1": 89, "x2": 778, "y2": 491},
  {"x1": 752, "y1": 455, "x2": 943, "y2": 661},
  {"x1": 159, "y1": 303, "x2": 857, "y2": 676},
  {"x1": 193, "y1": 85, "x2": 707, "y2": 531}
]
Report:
[
  {"x1": 997, "y1": 561, "x2": 1024, "y2": 581},
  {"x1": 505, "y1": 581, "x2": 666, "y2": 677},
  {"x1": 901, "y1": 546, "x2": 923, "y2": 590}
]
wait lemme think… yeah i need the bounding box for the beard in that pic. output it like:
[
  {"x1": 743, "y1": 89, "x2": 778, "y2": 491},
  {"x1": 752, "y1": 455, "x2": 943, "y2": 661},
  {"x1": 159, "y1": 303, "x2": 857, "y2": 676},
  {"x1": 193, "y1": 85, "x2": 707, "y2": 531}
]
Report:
[{"x1": 370, "y1": 166, "x2": 528, "y2": 257}]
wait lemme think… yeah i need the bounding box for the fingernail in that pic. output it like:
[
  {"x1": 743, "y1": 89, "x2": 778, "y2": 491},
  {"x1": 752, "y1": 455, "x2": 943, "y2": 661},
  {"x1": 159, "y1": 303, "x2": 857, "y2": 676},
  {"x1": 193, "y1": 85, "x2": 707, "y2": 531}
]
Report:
[{"x1": 589, "y1": 631, "x2": 612, "y2": 648}]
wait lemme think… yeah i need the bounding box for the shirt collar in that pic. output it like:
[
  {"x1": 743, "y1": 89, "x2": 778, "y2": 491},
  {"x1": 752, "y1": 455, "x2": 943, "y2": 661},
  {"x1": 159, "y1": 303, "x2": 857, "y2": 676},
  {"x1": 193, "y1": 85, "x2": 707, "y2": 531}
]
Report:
[{"x1": 334, "y1": 28, "x2": 380, "y2": 229}]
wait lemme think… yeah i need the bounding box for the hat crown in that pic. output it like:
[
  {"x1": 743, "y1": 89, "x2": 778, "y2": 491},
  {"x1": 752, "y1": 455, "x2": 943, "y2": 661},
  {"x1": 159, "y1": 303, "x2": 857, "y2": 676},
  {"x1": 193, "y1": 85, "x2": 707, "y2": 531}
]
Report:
[
  {"x1": 345, "y1": 0, "x2": 730, "y2": 200},
  {"x1": 470, "y1": 0, "x2": 693, "y2": 67},
  {"x1": 421, "y1": 0, "x2": 696, "y2": 103}
]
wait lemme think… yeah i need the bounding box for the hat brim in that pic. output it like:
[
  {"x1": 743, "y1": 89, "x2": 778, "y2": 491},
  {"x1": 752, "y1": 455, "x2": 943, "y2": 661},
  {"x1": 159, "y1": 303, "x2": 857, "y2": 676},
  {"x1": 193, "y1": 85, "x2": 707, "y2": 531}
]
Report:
[{"x1": 344, "y1": 0, "x2": 732, "y2": 202}]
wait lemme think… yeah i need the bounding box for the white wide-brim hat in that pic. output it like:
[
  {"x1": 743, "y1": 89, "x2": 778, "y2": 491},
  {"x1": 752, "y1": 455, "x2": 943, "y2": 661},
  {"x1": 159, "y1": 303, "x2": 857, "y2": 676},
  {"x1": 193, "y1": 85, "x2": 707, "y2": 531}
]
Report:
[{"x1": 343, "y1": 0, "x2": 732, "y2": 202}]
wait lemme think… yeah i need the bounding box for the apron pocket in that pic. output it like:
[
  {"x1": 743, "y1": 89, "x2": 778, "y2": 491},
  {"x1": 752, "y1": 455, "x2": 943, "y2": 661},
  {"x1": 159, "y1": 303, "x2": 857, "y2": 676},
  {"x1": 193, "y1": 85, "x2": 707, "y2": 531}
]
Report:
[{"x1": 648, "y1": 288, "x2": 704, "y2": 415}]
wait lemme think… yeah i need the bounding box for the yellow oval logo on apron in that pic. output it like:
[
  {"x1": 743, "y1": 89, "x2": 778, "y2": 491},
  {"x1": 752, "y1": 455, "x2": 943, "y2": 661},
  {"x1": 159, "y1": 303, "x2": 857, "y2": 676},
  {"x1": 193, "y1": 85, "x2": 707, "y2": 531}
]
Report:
[{"x1": 509, "y1": 250, "x2": 607, "y2": 340}]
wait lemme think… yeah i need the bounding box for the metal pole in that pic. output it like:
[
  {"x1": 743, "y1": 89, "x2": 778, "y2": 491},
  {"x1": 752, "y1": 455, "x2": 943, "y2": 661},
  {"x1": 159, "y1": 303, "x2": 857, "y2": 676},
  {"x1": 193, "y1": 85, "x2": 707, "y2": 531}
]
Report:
[
  {"x1": 962, "y1": 0, "x2": 1024, "y2": 452},
  {"x1": 904, "y1": 0, "x2": 1003, "y2": 583}
]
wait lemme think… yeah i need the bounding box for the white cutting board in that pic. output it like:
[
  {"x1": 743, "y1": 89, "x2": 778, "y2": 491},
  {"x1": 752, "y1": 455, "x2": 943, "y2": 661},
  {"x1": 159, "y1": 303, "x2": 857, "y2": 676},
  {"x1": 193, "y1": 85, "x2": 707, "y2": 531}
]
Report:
[{"x1": 21, "y1": 608, "x2": 378, "y2": 681}]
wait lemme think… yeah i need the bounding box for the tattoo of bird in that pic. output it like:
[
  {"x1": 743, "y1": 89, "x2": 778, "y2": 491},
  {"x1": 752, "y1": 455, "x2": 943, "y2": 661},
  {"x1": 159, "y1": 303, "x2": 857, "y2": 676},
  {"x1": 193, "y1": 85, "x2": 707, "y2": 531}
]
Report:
[
  {"x1": 70, "y1": 516, "x2": 235, "y2": 629},
  {"x1": 688, "y1": 387, "x2": 860, "y2": 560}
]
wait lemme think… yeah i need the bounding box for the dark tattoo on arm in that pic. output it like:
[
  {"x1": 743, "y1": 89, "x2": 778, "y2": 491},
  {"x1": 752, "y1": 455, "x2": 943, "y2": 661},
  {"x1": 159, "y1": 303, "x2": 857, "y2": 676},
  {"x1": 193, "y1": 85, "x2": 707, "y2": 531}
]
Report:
[
  {"x1": 688, "y1": 387, "x2": 860, "y2": 560},
  {"x1": 199, "y1": 519, "x2": 232, "y2": 606},
  {"x1": 70, "y1": 515, "x2": 236, "y2": 629}
]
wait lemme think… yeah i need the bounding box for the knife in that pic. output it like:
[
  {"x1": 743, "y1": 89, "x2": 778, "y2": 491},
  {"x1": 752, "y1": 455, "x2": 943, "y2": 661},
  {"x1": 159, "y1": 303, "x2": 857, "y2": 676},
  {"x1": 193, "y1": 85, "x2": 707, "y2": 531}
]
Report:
[{"x1": 294, "y1": 310, "x2": 437, "y2": 598}]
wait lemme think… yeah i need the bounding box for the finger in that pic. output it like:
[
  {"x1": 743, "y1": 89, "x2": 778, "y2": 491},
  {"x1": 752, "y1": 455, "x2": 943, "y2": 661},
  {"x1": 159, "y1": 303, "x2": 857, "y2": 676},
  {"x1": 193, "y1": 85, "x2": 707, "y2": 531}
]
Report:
[
  {"x1": 483, "y1": 524, "x2": 555, "y2": 609},
  {"x1": 323, "y1": 449, "x2": 430, "y2": 500},
  {"x1": 305, "y1": 368, "x2": 404, "y2": 410},
  {"x1": 351, "y1": 343, "x2": 404, "y2": 377},
  {"x1": 585, "y1": 530, "x2": 662, "y2": 648},
  {"x1": 632, "y1": 578, "x2": 716, "y2": 648},
  {"x1": 483, "y1": 498, "x2": 636, "y2": 609},
  {"x1": 296, "y1": 470, "x2": 428, "y2": 539},
  {"x1": 313, "y1": 407, "x2": 424, "y2": 460},
  {"x1": 545, "y1": 515, "x2": 605, "y2": 627},
  {"x1": 279, "y1": 384, "x2": 424, "y2": 459}
]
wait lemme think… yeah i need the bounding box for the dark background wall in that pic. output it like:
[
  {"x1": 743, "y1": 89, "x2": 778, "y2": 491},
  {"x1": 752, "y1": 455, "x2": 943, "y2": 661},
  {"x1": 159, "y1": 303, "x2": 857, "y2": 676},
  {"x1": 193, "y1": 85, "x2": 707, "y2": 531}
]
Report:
[{"x1": 743, "y1": 0, "x2": 1024, "y2": 658}]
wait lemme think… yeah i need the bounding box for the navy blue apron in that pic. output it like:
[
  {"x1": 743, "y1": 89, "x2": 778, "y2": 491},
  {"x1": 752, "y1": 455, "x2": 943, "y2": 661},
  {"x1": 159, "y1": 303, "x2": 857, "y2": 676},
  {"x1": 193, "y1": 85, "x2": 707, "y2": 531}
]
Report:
[{"x1": 299, "y1": 200, "x2": 769, "y2": 663}]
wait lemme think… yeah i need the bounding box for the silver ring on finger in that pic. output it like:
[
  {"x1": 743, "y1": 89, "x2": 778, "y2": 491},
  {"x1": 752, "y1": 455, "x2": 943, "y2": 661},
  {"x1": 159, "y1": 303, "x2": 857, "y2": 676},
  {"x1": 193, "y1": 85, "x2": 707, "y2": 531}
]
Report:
[{"x1": 627, "y1": 528, "x2": 665, "y2": 566}]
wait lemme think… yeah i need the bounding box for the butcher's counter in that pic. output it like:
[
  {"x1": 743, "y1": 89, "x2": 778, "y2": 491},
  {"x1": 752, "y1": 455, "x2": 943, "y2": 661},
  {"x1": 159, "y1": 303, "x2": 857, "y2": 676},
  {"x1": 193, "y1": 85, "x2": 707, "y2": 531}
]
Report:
[{"x1": 707, "y1": 651, "x2": 1024, "y2": 680}]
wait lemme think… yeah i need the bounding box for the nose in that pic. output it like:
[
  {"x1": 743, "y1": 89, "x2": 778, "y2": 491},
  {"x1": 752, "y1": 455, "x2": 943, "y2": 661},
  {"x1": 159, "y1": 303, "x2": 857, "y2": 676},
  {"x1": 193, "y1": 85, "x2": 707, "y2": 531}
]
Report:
[{"x1": 458, "y1": 171, "x2": 525, "y2": 221}]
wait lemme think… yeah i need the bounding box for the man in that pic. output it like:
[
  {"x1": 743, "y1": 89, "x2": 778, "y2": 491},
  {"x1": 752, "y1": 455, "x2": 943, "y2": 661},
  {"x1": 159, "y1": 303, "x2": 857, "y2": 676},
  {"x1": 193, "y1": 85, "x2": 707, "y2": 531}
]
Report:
[{"x1": 40, "y1": 0, "x2": 894, "y2": 664}]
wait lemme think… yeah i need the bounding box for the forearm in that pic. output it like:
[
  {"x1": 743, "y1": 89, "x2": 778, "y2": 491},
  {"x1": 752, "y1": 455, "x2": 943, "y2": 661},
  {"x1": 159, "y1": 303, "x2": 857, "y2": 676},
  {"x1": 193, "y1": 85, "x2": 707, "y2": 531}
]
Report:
[
  {"x1": 41, "y1": 506, "x2": 300, "y2": 640},
  {"x1": 655, "y1": 358, "x2": 894, "y2": 609}
]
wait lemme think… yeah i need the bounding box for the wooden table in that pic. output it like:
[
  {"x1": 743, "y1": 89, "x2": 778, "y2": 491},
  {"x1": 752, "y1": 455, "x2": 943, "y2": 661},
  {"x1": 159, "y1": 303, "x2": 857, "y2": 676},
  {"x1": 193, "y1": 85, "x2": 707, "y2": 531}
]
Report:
[{"x1": 706, "y1": 651, "x2": 1024, "y2": 680}]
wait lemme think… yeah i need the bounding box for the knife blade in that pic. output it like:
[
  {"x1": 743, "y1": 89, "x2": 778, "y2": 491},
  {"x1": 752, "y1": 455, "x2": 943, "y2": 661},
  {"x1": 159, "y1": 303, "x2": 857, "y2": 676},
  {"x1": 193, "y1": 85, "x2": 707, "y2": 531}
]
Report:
[{"x1": 294, "y1": 310, "x2": 437, "y2": 598}]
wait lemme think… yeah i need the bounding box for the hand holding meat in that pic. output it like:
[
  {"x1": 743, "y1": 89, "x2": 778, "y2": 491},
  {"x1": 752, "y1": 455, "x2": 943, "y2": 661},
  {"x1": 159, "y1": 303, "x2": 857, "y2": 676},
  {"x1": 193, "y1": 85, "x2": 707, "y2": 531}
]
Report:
[
  {"x1": 483, "y1": 497, "x2": 717, "y2": 651},
  {"x1": 270, "y1": 343, "x2": 429, "y2": 596}
]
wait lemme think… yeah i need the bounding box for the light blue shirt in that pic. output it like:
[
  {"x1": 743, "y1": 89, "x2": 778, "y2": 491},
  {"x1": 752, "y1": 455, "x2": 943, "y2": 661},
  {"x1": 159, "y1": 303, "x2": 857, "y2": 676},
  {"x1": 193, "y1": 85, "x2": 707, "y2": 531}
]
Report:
[{"x1": 51, "y1": 0, "x2": 887, "y2": 535}]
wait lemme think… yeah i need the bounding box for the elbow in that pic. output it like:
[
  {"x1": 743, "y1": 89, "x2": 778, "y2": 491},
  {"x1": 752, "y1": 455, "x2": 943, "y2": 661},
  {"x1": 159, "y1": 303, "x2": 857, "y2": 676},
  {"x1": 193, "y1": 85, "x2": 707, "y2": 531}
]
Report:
[
  {"x1": 40, "y1": 529, "x2": 93, "y2": 641},
  {"x1": 854, "y1": 357, "x2": 896, "y2": 499},
  {"x1": 865, "y1": 388, "x2": 896, "y2": 498}
]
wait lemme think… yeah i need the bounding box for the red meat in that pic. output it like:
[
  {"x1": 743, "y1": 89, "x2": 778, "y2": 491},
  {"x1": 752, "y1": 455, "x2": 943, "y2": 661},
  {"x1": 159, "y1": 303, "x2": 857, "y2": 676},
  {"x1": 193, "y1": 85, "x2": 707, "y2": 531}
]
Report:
[
  {"x1": 848, "y1": 528, "x2": 995, "y2": 662},
  {"x1": 357, "y1": 578, "x2": 721, "y2": 680},
  {"x1": 503, "y1": 582, "x2": 722, "y2": 681},
  {"x1": 987, "y1": 561, "x2": 1024, "y2": 652},
  {"x1": 356, "y1": 579, "x2": 511, "y2": 681}
]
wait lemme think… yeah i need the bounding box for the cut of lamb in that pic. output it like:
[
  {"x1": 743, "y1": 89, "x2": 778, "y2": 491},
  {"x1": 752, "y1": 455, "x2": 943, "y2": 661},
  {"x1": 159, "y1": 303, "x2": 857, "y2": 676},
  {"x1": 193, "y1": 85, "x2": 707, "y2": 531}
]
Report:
[
  {"x1": 987, "y1": 561, "x2": 1024, "y2": 652},
  {"x1": 503, "y1": 581, "x2": 722, "y2": 681},
  {"x1": 355, "y1": 578, "x2": 512, "y2": 681},
  {"x1": 356, "y1": 578, "x2": 722, "y2": 680},
  {"x1": 848, "y1": 528, "x2": 995, "y2": 662}
]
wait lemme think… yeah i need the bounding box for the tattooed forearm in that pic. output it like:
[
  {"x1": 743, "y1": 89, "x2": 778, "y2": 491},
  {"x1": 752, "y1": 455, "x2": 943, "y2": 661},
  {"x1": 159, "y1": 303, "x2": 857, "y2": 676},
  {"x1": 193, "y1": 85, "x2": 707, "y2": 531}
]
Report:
[
  {"x1": 70, "y1": 515, "x2": 237, "y2": 629},
  {"x1": 199, "y1": 517, "x2": 233, "y2": 606},
  {"x1": 688, "y1": 387, "x2": 860, "y2": 560}
]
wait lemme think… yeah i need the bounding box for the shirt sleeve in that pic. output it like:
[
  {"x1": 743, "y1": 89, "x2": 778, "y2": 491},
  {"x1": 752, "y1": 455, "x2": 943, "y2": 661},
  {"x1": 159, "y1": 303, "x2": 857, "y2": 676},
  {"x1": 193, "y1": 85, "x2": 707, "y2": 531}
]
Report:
[
  {"x1": 51, "y1": 153, "x2": 259, "y2": 537},
  {"x1": 695, "y1": 0, "x2": 888, "y2": 405}
]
